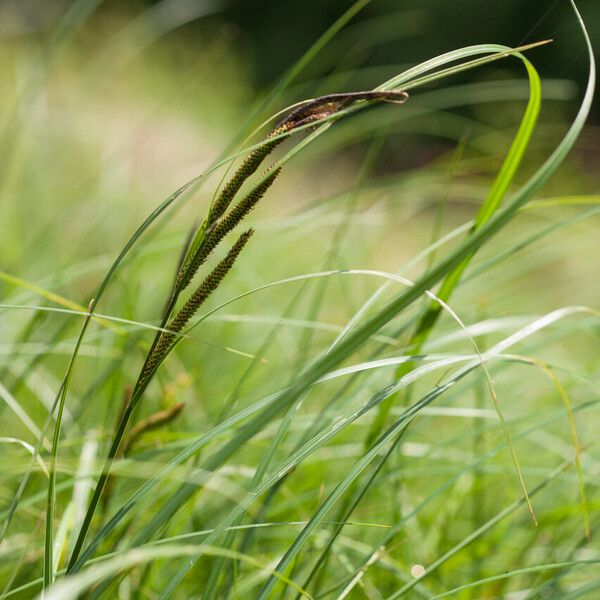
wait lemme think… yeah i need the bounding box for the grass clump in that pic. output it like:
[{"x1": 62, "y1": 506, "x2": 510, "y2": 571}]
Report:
[{"x1": 0, "y1": 1, "x2": 598, "y2": 599}]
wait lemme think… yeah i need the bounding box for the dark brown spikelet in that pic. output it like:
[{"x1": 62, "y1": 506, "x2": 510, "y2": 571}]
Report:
[
  {"x1": 115, "y1": 384, "x2": 133, "y2": 428},
  {"x1": 122, "y1": 402, "x2": 185, "y2": 456},
  {"x1": 177, "y1": 168, "x2": 280, "y2": 292},
  {"x1": 170, "y1": 229, "x2": 254, "y2": 332},
  {"x1": 207, "y1": 124, "x2": 290, "y2": 225},
  {"x1": 214, "y1": 167, "x2": 281, "y2": 239},
  {"x1": 140, "y1": 230, "x2": 255, "y2": 382},
  {"x1": 103, "y1": 401, "x2": 185, "y2": 511}
]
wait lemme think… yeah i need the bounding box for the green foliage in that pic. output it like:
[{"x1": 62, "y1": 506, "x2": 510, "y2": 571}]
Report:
[{"x1": 0, "y1": 1, "x2": 598, "y2": 599}]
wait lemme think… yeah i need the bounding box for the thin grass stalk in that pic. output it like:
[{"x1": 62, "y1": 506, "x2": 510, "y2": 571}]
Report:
[
  {"x1": 140, "y1": 229, "x2": 255, "y2": 384},
  {"x1": 66, "y1": 230, "x2": 255, "y2": 572},
  {"x1": 67, "y1": 186, "x2": 267, "y2": 572},
  {"x1": 66, "y1": 92, "x2": 411, "y2": 579},
  {"x1": 386, "y1": 444, "x2": 597, "y2": 600},
  {"x1": 11, "y1": 396, "x2": 595, "y2": 600},
  {"x1": 298, "y1": 431, "x2": 406, "y2": 597},
  {"x1": 67, "y1": 163, "x2": 280, "y2": 572}
]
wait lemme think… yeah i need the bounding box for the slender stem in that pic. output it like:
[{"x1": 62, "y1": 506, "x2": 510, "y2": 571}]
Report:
[{"x1": 66, "y1": 376, "x2": 148, "y2": 572}]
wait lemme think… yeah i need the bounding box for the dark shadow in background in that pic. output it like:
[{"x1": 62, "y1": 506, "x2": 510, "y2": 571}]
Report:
[
  {"x1": 2, "y1": 0, "x2": 596, "y2": 118},
  {"x1": 217, "y1": 0, "x2": 599, "y2": 120}
]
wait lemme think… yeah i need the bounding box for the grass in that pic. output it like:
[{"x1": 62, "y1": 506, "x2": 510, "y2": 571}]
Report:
[{"x1": 0, "y1": 0, "x2": 598, "y2": 598}]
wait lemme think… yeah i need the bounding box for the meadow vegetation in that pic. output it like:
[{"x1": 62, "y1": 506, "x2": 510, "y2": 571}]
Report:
[{"x1": 0, "y1": 1, "x2": 598, "y2": 598}]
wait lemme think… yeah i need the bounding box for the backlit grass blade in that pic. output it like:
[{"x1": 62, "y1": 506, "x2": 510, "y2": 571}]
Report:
[
  {"x1": 38, "y1": 544, "x2": 314, "y2": 600},
  {"x1": 151, "y1": 309, "x2": 597, "y2": 597},
  {"x1": 368, "y1": 48, "x2": 541, "y2": 455},
  {"x1": 428, "y1": 560, "x2": 600, "y2": 599}
]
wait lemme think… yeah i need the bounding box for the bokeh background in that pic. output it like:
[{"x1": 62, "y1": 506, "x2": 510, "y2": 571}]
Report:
[
  {"x1": 1, "y1": 1, "x2": 599, "y2": 598},
  {"x1": 1, "y1": 0, "x2": 598, "y2": 273}
]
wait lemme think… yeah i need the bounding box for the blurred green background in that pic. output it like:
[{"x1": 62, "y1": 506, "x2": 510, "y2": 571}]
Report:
[
  {"x1": 1, "y1": 1, "x2": 599, "y2": 598},
  {"x1": 1, "y1": 0, "x2": 598, "y2": 268}
]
